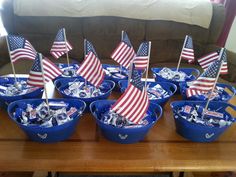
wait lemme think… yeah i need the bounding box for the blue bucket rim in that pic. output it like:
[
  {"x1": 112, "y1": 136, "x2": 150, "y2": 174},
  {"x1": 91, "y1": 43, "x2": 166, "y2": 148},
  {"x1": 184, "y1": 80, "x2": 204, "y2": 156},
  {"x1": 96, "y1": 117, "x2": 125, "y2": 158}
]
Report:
[
  {"x1": 118, "y1": 80, "x2": 177, "y2": 97},
  {"x1": 90, "y1": 99, "x2": 163, "y2": 130},
  {"x1": 170, "y1": 100, "x2": 236, "y2": 129},
  {"x1": 151, "y1": 67, "x2": 200, "y2": 77},
  {"x1": 7, "y1": 98, "x2": 86, "y2": 129},
  {"x1": 0, "y1": 77, "x2": 43, "y2": 98},
  {"x1": 54, "y1": 78, "x2": 116, "y2": 100},
  {"x1": 179, "y1": 82, "x2": 236, "y2": 95}
]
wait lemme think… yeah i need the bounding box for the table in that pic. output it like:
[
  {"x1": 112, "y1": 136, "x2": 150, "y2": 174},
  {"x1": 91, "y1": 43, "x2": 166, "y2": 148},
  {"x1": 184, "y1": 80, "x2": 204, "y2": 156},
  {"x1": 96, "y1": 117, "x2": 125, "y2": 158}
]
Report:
[{"x1": 0, "y1": 79, "x2": 236, "y2": 173}]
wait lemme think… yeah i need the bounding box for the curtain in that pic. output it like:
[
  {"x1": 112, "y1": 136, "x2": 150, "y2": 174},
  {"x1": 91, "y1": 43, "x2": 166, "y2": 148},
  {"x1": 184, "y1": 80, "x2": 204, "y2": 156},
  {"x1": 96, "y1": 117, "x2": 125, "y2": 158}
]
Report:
[
  {"x1": 210, "y1": 0, "x2": 225, "y2": 5},
  {"x1": 211, "y1": 0, "x2": 236, "y2": 46}
]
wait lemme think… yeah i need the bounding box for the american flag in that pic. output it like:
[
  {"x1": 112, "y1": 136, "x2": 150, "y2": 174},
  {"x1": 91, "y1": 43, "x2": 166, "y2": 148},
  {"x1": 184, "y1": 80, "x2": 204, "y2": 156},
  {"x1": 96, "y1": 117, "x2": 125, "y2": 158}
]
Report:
[
  {"x1": 50, "y1": 28, "x2": 73, "y2": 59},
  {"x1": 180, "y1": 35, "x2": 194, "y2": 63},
  {"x1": 84, "y1": 39, "x2": 98, "y2": 57},
  {"x1": 76, "y1": 51, "x2": 105, "y2": 87},
  {"x1": 27, "y1": 53, "x2": 62, "y2": 87},
  {"x1": 186, "y1": 59, "x2": 222, "y2": 97},
  {"x1": 133, "y1": 41, "x2": 150, "y2": 70},
  {"x1": 110, "y1": 31, "x2": 135, "y2": 69},
  {"x1": 198, "y1": 48, "x2": 228, "y2": 74},
  {"x1": 111, "y1": 66, "x2": 149, "y2": 124},
  {"x1": 7, "y1": 35, "x2": 37, "y2": 63}
]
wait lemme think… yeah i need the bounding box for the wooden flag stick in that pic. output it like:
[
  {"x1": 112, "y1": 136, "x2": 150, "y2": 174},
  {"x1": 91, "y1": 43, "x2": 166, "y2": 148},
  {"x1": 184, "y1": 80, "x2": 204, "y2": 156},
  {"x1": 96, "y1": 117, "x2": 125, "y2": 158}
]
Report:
[
  {"x1": 176, "y1": 35, "x2": 188, "y2": 71},
  {"x1": 128, "y1": 58, "x2": 134, "y2": 85},
  {"x1": 144, "y1": 41, "x2": 152, "y2": 88},
  {"x1": 202, "y1": 49, "x2": 224, "y2": 119},
  {"x1": 63, "y1": 28, "x2": 70, "y2": 67},
  {"x1": 5, "y1": 36, "x2": 17, "y2": 83},
  {"x1": 120, "y1": 30, "x2": 124, "y2": 74},
  {"x1": 39, "y1": 53, "x2": 49, "y2": 108},
  {"x1": 83, "y1": 39, "x2": 88, "y2": 87}
]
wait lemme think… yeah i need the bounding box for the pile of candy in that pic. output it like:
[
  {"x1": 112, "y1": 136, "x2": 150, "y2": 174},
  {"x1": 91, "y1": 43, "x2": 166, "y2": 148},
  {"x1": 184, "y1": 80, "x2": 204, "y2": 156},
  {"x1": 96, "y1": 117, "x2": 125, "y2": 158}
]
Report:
[
  {"x1": 157, "y1": 67, "x2": 191, "y2": 81},
  {"x1": 186, "y1": 84, "x2": 232, "y2": 101},
  {"x1": 63, "y1": 81, "x2": 105, "y2": 98},
  {"x1": 14, "y1": 101, "x2": 82, "y2": 128},
  {"x1": 0, "y1": 80, "x2": 38, "y2": 96},
  {"x1": 147, "y1": 84, "x2": 170, "y2": 100},
  {"x1": 101, "y1": 109, "x2": 149, "y2": 128},
  {"x1": 175, "y1": 104, "x2": 233, "y2": 128},
  {"x1": 58, "y1": 64, "x2": 79, "y2": 77},
  {"x1": 104, "y1": 67, "x2": 127, "y2": 79}
]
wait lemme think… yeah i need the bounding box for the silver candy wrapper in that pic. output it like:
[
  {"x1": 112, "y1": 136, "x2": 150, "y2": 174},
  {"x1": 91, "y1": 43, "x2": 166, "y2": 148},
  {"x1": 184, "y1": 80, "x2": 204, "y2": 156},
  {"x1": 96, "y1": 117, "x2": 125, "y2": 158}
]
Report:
[
  {"x1": 0, "y1": 80, "x2": 37, "y2": 96},
  {"x1": 104, "y1": 67, "x2": 128, "y2": 79},
  {"x1": 176, "y1": 104, "x2": 233, "y2": 128},
  {"x1": 157, "y1": 67, "x2": 190, "y2": 81},
  {"x1": 14, "y1": 101, "x2": 82, "y2": 128},
  {"x1": 58, "y1": 64, "x2": 79, "y2": 77},
  {"x1": 147, "y1": 84, "x2": 170, "y2": 100},
  {"x1": 186, "y1": 84, "x2": 231, "y2": 101},
  {"x1": 64, "y1": 81, "x2": 104, "y2": 98},
  {"x1": 101, "y1": 109, "x2": 149, "y2": 128}
]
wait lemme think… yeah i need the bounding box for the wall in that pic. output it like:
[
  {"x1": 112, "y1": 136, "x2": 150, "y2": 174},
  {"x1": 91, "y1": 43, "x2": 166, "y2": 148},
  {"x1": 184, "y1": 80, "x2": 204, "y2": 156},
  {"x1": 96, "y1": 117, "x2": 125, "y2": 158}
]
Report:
[{"x1": 225, "y1": 18, "x2": 236, "y2": 53}]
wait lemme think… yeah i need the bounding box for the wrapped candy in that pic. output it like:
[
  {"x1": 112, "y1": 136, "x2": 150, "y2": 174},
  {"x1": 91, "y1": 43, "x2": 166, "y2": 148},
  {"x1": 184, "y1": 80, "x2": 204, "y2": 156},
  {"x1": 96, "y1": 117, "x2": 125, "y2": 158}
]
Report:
[
  {"x1": 62, "y1": 81, "x2": 105, "y2": 98},
  {"x1": 175, "y1": 104, "x2": 233, "y2": 128},
  {"x1": 58, "y1": 64, "x2": 79, "y2": 77},
  {"x1": 157, "y1": 67, "x2": 191, "y2": 81},
  {"x1": 104, "y1": 67, "x2": 128, "y2": 79},
  {"x1": 13, "y1": 101, "x2": 82, "y2": 128},
  {"x1": 101, "y1": 109, "x2": 149, "y2": 128},
  {"x1": 0, "y1": 80, "x2": 38, "y2": 96},
  {"x1": 147, "y1": 84, "x2": 170, "y2": 100},
  {"x1": 189, "y1": 85, "x2": 232, "y2": 101}
]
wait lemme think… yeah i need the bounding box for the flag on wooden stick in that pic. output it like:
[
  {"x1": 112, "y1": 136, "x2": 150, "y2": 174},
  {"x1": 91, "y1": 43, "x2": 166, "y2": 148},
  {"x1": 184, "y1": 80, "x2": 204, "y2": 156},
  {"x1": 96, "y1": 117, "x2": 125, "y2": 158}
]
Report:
[
  {"x1": 186, "y1": 59, "x2": 222, "y2": 97},
  {"x1": 27, "y1": 53, "x2": 62, "y2": 87},
  {"x1": 133, "y1": 41, "x2": 150, "y2": 70},
  {"x1": 77, "y1": 40, "x2": 105, "y2": 87},
  {"x1": 50, "y1": 28, "x2": 73, "y2": 59},
  {"x1": 111, "y1": 31, "x2": 135, "y2": 69},
  {"x1": 111, "y1": 66, "x2": 149, "y2": 124},
  {"x1": 84, "y1": 39, "x2": 98, "y2": 57},
  {"x1": 198, "y1": 48, "x2": 228, "y2": 74},
  {"x1": 6, "y1": 35, "x2": 37, "y2": 63},
  {"x1": 180, "y1": 35, "x2": 194, "y2": 63}
]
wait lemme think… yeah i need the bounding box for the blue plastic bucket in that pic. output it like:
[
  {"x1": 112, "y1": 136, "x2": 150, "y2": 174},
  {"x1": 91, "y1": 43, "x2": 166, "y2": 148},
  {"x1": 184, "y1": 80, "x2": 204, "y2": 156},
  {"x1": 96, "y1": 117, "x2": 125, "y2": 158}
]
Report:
[
  {"x1": 179, "y1": 82, "x2": 236, "y2": 101},
  {"x1": 102, "y1": 64, "x2": 129, "y2": 91},
  {"x1": 90, "y1": 100, "x2": 163, "y2": 144},
  {"x1": 8, "y1": 98, "x2": 86, "y2": 143},
  {"x1": 54, "y1": 77, "x2": 115, "y2": 112},
  {"x1": 170, "y1": 100, "x2": 236, "y2": 142},
  {"x1": 0, "y1": 77, "x2": 44, "y2": 107},
  {"x1": 151, "y1": 68, "x2": 200, "y2": 93},
  {"x1": 118, "y1": 80, "x2": 177, "y2": 107},
  {"x1": 55, "y1": 63, "x2": 80, "y2": 81}
]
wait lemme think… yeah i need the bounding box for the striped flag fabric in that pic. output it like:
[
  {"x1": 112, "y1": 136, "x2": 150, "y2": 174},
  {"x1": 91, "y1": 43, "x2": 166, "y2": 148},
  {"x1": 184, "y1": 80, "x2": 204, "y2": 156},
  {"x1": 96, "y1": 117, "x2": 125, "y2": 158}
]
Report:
[
  {"x1": 133, "y1": 41, "x2": 150, "y2": 70},
  {"x1": 76, "y1": 51, "x2": 105, "y2": 87},
  {"x1": 180, "y1": 35, "x2": 194, "y2": 63},
  {"x1": 50, "y1": 28, "x2": 73, "y2": 59},
  {"x1": 111, "y1": 66, "x2": 149, "y2": 124},
  {"x1": 27, "y1": 53, "x2": 62, "y2": 87},
  {"x1": 198, "y1": 48, "x2": 228, "y2": 74},
  {"x1": 111, "y1": 31, "x2": 135, "y2": 69},
  {"x1": 6, "y1": 35, "x2": 37, "y2": 63},
  {"x1": 84, "y1": 39, "x2": 98, "y2": 57},
  {"x1": 186, "y1": 59, "x2": 222, "y2": 97}
]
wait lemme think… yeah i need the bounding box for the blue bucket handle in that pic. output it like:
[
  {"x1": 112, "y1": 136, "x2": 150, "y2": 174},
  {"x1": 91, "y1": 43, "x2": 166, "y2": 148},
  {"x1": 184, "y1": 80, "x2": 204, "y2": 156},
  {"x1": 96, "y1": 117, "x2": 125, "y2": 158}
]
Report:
[
  {"x1": 191, "y1": 68, "x2": 200, "y2": 77},
  {"x1": 168, "y1": 83, "x2": 178, "y2": 94},
  {"x1": 149, "y1": 103, "x2": 163, "y2": 120}
]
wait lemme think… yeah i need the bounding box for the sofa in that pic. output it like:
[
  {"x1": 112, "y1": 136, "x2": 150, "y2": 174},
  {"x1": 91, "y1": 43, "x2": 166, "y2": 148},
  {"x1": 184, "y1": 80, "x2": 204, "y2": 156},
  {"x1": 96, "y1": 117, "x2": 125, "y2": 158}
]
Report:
[{"x1": 0, "y1": 0, "x2": 235, "y2": 85}]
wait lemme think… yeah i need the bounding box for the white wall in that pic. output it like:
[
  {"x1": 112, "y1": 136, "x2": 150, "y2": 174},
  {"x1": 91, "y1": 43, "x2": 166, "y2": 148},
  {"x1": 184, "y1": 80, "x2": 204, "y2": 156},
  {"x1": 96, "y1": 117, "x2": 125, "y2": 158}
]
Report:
[
  {"x1": 225, "y1": 17, "x2": 236, "y2": 53},
  {"x1": 0, "y1": 0, "x2": 7, "y2": 36}
]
